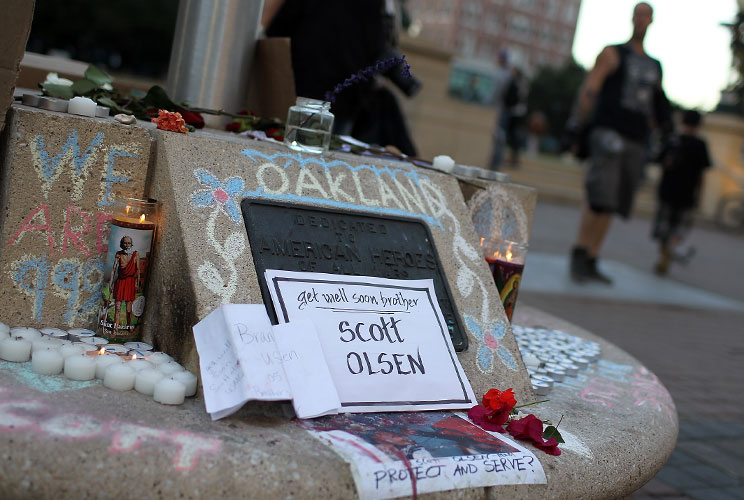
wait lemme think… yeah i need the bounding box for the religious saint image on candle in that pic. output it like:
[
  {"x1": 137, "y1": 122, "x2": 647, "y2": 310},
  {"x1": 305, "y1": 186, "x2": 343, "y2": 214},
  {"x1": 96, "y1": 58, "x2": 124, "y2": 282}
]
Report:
[
  {"x1": 98, "y1": 220, "x2": 154, "y2": 341},
  {"x1": 482, "y1": 238, "x2": 527, "y2": 322}
]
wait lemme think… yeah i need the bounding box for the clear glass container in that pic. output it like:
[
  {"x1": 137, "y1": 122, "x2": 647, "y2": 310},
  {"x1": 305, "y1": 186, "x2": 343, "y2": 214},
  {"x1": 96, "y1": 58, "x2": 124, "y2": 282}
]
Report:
[
  {"x1": 284, "y1": 97, "x2": 334, "y2": 154},
  {"x1": 98, "y1": 198, "x2": 159, "y2": 343}
]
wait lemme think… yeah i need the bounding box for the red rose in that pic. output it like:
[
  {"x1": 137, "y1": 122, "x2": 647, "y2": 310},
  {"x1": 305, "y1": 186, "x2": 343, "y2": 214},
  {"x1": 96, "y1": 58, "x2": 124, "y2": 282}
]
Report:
[
  {"x1": 178, "y1": 109, "x2": 205, "y2": 129},
  {"x1": 482, "y1": 388, "x2": 517, "y2": 413}
]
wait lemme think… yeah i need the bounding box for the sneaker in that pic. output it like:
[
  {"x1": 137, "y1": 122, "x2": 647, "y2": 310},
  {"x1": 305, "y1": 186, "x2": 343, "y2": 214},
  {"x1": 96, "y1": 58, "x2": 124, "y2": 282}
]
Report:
[
  {"x1": 586, "y1": 257, "x2": 613, "y2": 285},
  {"x1": 570, "y1": 247, "x2": 591, "y2": 282},
  {"x1": 671, "y1": 245, "x2": 696, "y2": 265}
]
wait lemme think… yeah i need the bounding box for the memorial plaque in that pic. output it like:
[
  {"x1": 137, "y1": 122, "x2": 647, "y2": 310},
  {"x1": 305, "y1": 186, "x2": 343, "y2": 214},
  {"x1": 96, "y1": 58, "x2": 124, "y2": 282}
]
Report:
[{"x1": 241, "y1": 200, "x2": 468, "y2": 351}]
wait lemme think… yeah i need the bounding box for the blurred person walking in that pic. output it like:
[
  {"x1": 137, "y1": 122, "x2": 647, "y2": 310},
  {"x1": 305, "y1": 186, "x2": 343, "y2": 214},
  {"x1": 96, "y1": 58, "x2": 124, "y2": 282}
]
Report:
[
  {"x1": 651, "y1": 110, "x2": 711, "y2": 275},
  {"x1": 568, "y1": 2, "x2": 669, "y2": 283},
  {"x1": 502, "y1": 67, "x2": 529, "y2": 168},
  {"x1": 488, "y1": 50, "x2": 513, "y2": 170}
]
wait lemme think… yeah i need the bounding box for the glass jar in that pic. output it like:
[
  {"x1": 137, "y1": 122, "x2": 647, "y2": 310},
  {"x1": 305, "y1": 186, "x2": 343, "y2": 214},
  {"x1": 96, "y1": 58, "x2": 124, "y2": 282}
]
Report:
[
  {"x1": 98, "y1": 198, "x2": 159, "y2": 343},
  {"x1": 284, "y1": 97, "x2": 334, "y2": 154}
]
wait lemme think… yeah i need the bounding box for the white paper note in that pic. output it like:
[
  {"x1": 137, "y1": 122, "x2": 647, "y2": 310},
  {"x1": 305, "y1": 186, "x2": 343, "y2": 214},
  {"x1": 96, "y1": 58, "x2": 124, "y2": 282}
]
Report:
[
  {"x1": 264, "y1": 270, "x2": 477, "y2": 413},
  {"x1": 193, "y1": 304, "x2": 291, "y2": 420},
  {"x1": 272, "y1": 320, "x2": 341, "y2": 419}
]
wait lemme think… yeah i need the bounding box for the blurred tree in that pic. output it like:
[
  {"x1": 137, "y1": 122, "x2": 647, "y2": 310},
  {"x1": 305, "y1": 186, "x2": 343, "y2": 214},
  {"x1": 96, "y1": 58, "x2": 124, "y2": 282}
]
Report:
[
  {"x1": 26, "y1": 0, "x2": 178, "y2": 78},
  {"x1": 525, "y1": 59, "x2": 586, "y2": 150},
  {"x1": 718, "y1": 6, "x2": 744, "y2": 115}
]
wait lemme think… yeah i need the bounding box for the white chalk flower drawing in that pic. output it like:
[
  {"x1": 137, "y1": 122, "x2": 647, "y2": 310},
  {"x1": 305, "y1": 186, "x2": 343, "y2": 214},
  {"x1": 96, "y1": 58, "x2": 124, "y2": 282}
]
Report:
[{"x1": 190, "y1": 169, "x2": 247, "y2": 304}]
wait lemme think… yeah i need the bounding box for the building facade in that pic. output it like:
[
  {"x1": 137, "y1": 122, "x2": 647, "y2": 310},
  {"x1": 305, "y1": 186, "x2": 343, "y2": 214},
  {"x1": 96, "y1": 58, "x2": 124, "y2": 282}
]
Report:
[{"x1": 405, "y1": 0, "x2": 582, "y2": 72}]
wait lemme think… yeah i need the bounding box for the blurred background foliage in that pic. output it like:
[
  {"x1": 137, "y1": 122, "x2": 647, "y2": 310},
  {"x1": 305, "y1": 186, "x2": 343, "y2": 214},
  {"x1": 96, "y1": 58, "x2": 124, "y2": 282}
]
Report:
[{"x1": 27, "y1": 0, "x2": 178, "y2": 79}]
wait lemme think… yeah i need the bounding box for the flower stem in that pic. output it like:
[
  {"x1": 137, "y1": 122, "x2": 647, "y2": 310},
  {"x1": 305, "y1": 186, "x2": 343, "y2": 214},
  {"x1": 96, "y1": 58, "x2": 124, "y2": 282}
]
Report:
[{"x1": 514, "y1": 399, "x2": 549, "y2": 409}]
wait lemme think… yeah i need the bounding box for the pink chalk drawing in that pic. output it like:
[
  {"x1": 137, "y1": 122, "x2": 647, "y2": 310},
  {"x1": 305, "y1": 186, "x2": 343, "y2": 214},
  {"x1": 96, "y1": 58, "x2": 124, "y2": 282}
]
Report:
[
  {"x1": 0, "y1": 390, "x2": 222, "y2": 471},
  {"x1": 631, "y1": 367, "x2": 675, "y2": 421},
  {"x1": 9, "y1": 204, "x2": 55, "y2": 255},
  {"x1": 579, "y1": 377, "x2": 621, "y2": 408},
  {"x1": 62, "y1": 204, "x2": 93, "y2": 257}
]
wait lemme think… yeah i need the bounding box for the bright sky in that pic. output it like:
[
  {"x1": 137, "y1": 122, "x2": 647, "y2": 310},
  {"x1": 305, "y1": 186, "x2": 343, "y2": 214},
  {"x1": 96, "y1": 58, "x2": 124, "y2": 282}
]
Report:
[{"x1": 572, "y1": 0, "x2": 739, "y2": 111}]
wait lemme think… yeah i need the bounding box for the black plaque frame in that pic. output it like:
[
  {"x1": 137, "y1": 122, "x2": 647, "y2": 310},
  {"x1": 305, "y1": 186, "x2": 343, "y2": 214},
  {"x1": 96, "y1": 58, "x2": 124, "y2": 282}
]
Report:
[{"x1": 240, "y1": 199, "x2": 468, "y2": 351}]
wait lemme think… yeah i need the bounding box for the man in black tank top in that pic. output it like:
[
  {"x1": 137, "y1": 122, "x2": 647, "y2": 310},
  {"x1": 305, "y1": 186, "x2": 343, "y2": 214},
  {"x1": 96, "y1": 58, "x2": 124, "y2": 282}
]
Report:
[{"x1": 569, "y1": 2, "x2": 667, "y2": 284}]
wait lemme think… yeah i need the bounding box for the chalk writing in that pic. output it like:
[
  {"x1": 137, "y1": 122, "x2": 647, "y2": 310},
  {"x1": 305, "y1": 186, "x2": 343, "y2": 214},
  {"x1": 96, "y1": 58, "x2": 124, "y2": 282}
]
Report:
[
  {"x1": 580, "y1": 377, "x2": 621, "y2": 407},
  {"x1": 189, "y1": 147, "x2": 513, "y2": 374},
  {"x1": 4, "y1": 128, "x2": 143, "y2": 326},
  {"x1": 0, "y1": 388, "x2": 221, "y2": 471}
]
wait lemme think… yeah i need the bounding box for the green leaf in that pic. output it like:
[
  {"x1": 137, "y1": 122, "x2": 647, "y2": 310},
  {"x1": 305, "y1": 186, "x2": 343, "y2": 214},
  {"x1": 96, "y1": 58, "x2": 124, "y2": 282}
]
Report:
[
  {"x1": 142, "y1": 85, "x2": 180, "y2": 111},
  {"x1": 71, "y1": 78, "x2": 98, "y2": 95},
  {"x1": 542, "y1": 425, "x2": 565, "y2": 443},
  {"x1": 96, "y1": 96, "x2": 130, "y2": 114},
  {"x1": 42, "y1": 83, "x2": 74, "y2": 99},
  {"x1": 84, "y1": 65, "x2": 112, "y2": 86}
]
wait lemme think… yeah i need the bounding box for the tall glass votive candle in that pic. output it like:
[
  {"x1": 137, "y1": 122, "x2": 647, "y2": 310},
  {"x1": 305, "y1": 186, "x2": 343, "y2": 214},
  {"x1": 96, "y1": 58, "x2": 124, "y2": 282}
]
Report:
[
  {"x1": 98, "y1": 198, "x2": 159, "y2": 343},
  {"x1": 481, "y1": 238, "x2": 528, "y2": 322}
]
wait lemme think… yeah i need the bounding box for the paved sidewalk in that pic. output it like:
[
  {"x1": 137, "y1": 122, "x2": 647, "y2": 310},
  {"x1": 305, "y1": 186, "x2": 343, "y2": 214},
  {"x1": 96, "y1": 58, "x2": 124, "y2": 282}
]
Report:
[{"x1": 517, "y1": 201, "x2": 744, "y2": 500}]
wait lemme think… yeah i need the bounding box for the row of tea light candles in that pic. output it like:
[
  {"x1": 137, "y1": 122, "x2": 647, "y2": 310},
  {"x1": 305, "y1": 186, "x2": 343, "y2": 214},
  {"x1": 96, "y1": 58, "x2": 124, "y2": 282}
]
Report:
[{"x1": 0, "y1": 322, "x2": 196, "y2": 405}]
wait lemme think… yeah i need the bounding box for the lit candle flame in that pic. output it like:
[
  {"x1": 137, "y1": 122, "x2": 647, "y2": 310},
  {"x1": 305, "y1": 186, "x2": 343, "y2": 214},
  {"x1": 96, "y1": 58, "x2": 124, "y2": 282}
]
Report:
[
  {"x1": 98, "y1": 347, "x2": 106, "y2": 356},
  {"x1": 139, "y1": 214, "x2": 146, "y2": 223},
  {"x1": 505, "y1": 250, "x2": 513, "y2": 261},
  {"x1": 131, "y1": 354, "x2": 136, "y2": 360}
]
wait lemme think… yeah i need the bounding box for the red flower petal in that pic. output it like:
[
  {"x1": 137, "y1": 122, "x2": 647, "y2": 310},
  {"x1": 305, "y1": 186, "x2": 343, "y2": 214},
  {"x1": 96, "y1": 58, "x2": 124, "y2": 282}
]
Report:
[
  {"x1": 225, "y1": 122, "x2": 241, "y2": 132},
  {"x1": 178, "y1": 110, "x2": 205, "y2": 128},
  {"x1": 506, "y1": 414, "x2": 561, "y2": 456},
  {"x1": 467, "y1": 405, "x2": 506, "y2": 433}
]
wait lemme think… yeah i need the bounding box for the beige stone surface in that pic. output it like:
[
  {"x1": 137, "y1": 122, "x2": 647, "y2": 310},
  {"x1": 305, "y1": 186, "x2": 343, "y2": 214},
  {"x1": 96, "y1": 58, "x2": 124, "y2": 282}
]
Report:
[
  {"x1": 0, "y1": 303, "x2": 677, "y2": 500},
  {"x1": 145, "y1": 131, "x2": 532, "y2": 401},
  {"x1": 0, "y1": 105, "x2": 152, "y2": 329}
]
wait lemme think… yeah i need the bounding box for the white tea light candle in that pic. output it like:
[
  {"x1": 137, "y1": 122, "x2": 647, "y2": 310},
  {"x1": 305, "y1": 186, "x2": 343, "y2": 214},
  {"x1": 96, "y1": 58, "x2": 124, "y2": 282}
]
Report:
[
  {"x1": 127, "y1": 359, "x2": 154, "y2": 372},
  {"x1": 67, "y1": 329, "x2": 96, "y2": 342},
  {"x1": 95, "y1": 354, "x2": 124, "y2": 379},
  {"x1": 64, "y1": 355, "x2": 96, "y2": 381},
  {"x1": 103, "y1": 363, "x2": 136, "y2": 391},
  {"x1": 10, "y1": 327, "x2": 42, "y2": 342},
  {"x1": 157, "y1": 361, "x2": 184, "y2": 375},
  {"x1": 40, "y1": 327, "x2": 68, "y2": 339},
  {"x1": 134, "y1": 368, "x2": 164, "y2": 396},
  {"x1": 1, "y1": 322, "x2": 10, "y2": 338},
  {"x1": 68, "y1": 96, "x2": 97, "y2": 117},
  {"x1": 81, "y1": 336, "x2": 108, "y2": 346},
  {"x1": 146, "y1": 352, "x2": 173, "y2": 365},
  {"x1": 31, "y1": 349, "x2": 65, "y2": 375},
  {"x1": 170, "y1": 371, "x2": 197, "y2": 397},
  {"x1": 72, "y1": 342, "x2": 97, "y2": 353},
  {"x1": 0, "y1": 337, "x2": 32, "y2": 362},
  {"x1": 124, "y1": 342, "x2": 152, "y2": 351},
  {"x1": 153, "y1": 378, "x2": 186, "y2": 405},
  {"x1": 103, "y1": 344, "x2": 129, "y2": 355},
  {"x1": 32, "y1": 337, "x2": 63, "y2": 353},
  {"x1": 60, "y1": 345, "x2": 85, "y2": 358}
]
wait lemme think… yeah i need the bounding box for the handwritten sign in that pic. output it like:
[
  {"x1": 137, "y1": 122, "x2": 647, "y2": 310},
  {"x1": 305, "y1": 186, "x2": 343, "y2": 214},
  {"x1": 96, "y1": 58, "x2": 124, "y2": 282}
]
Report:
[
  {"x1": 193, "y1": 304, "x2": 292, "y2": 420},
  {"x1": 302, "y1": 412, "x2": 546, "y2": 500},
  {"x1": 273, "y1": 320, "x2": 340, "y2": 418},
  {"x1": 264, "y1": 270, "x2": 477, "y2": 413}
]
